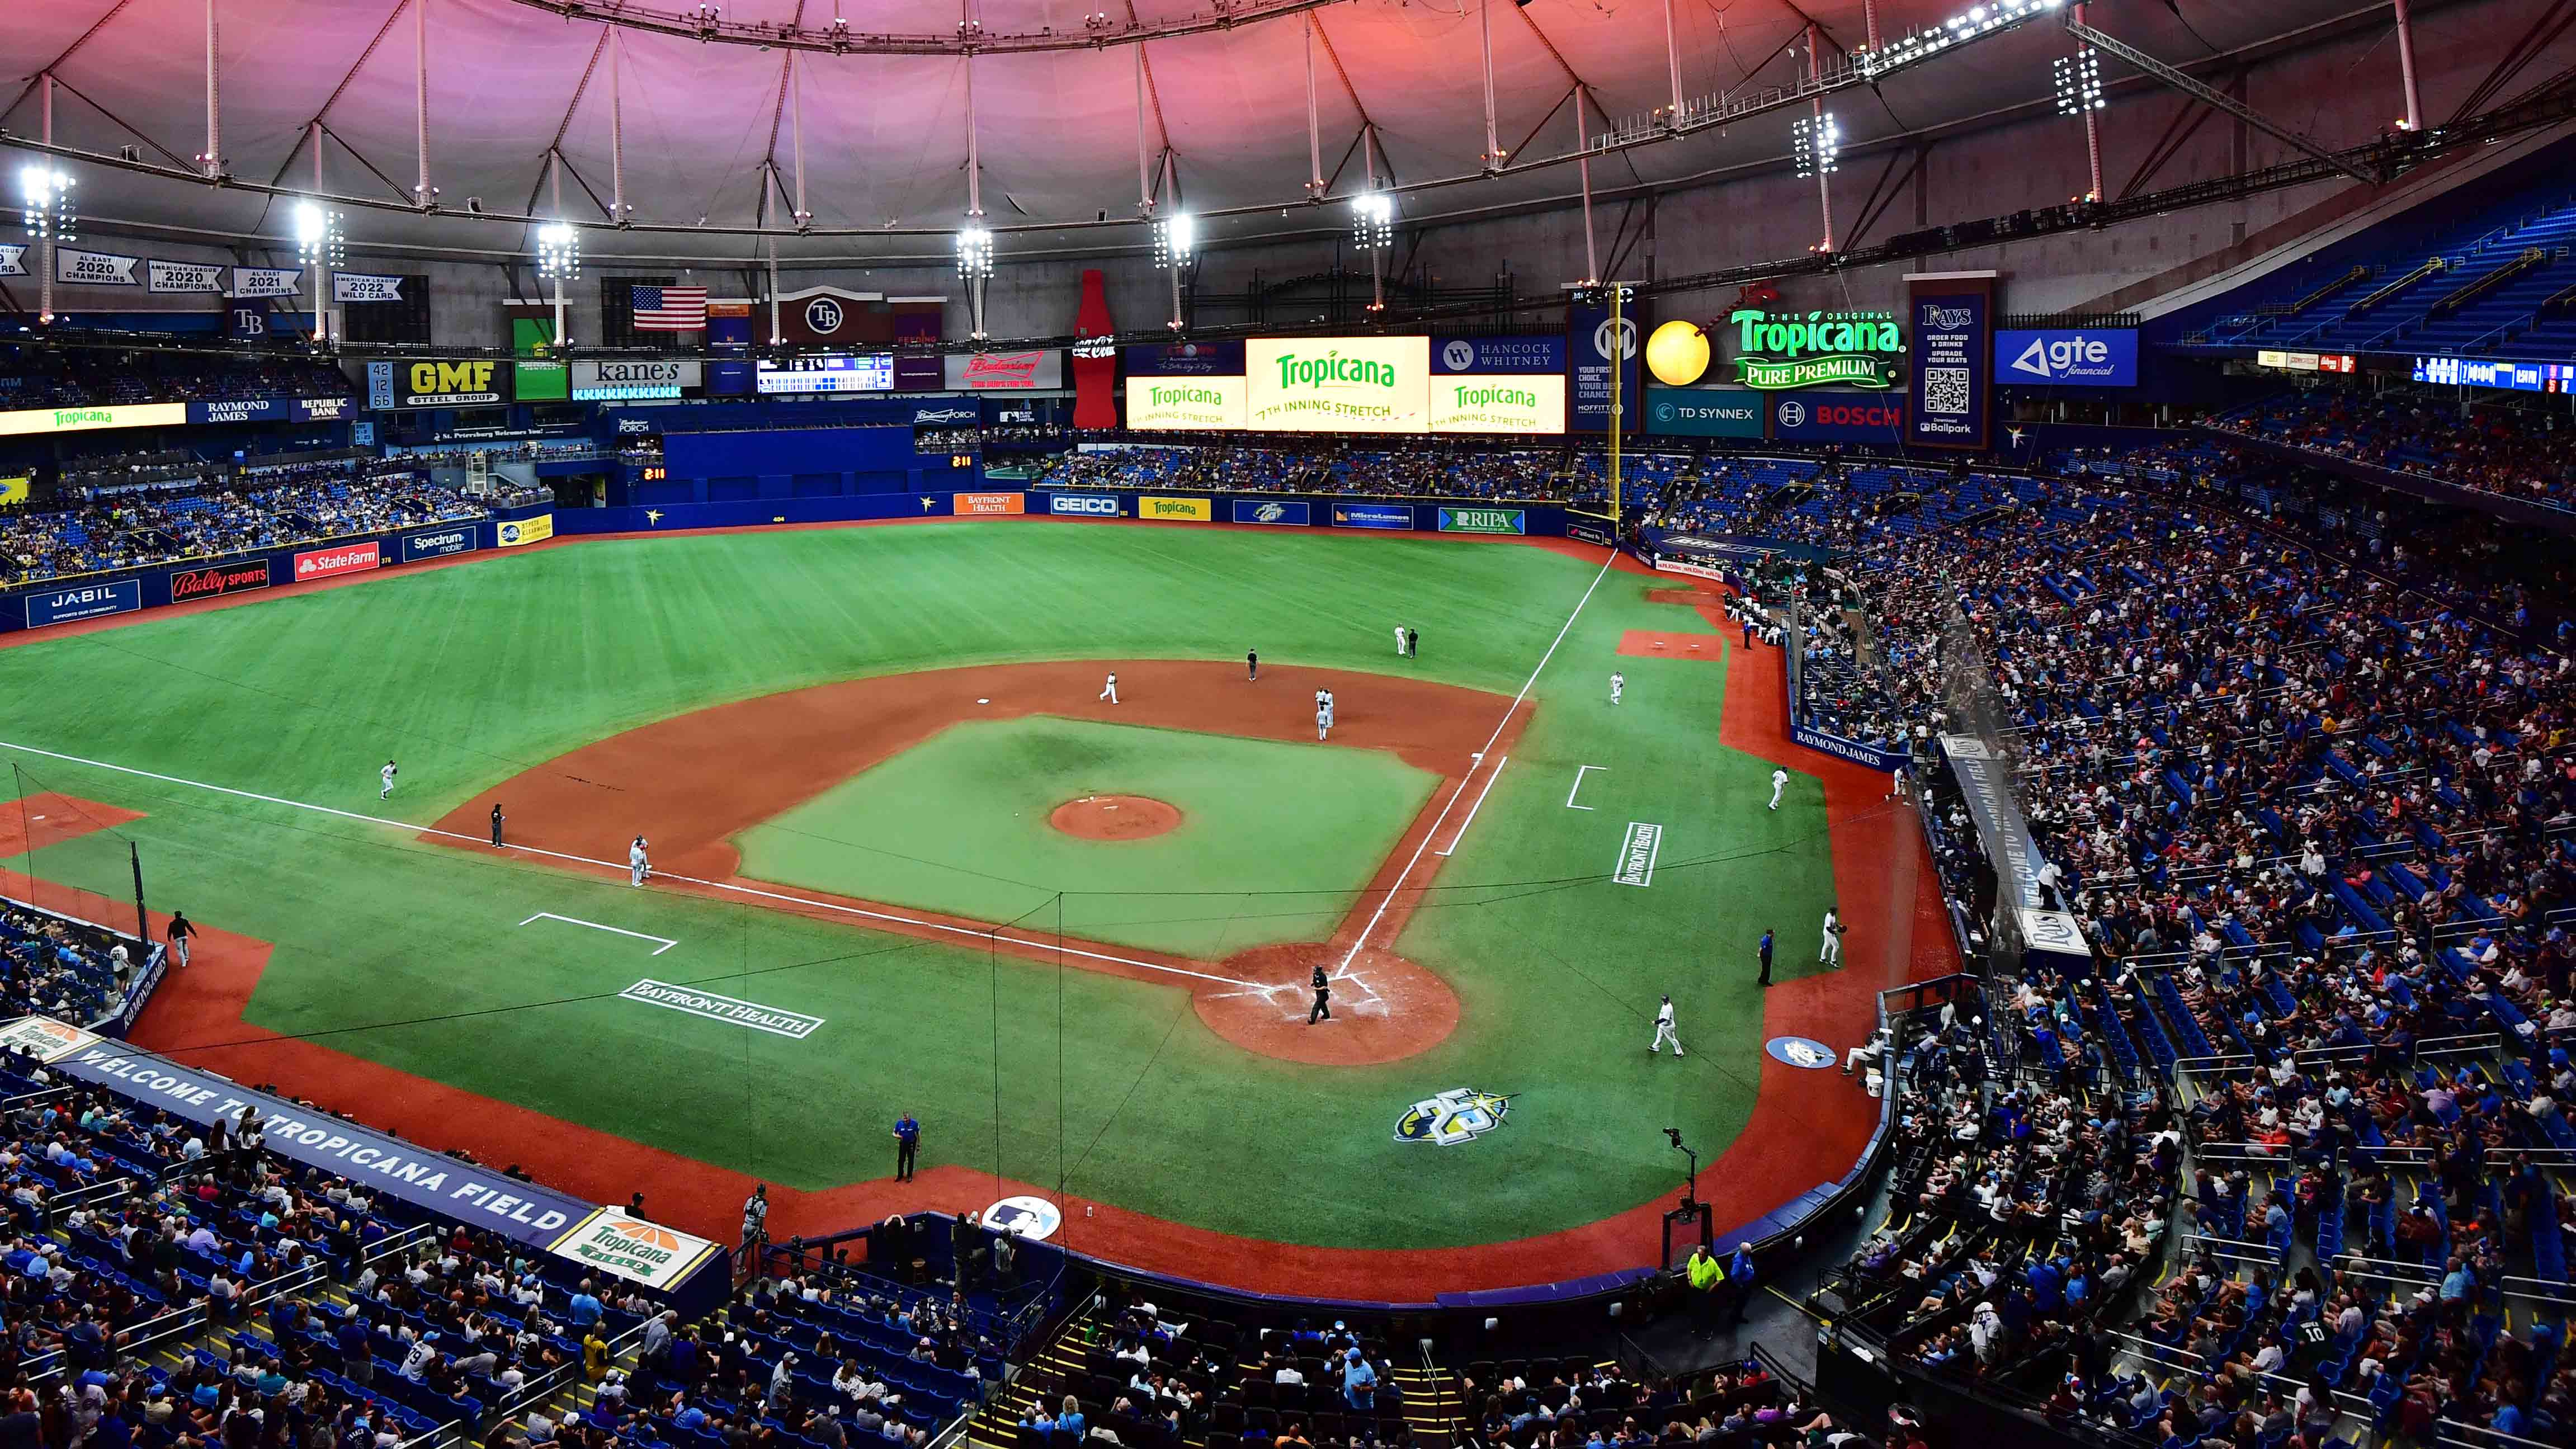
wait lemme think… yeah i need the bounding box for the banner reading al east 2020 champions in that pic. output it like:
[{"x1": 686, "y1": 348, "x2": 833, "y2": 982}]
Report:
[{"x1": 1245, "y1": 338, "x2": 1429, "y2": 433}]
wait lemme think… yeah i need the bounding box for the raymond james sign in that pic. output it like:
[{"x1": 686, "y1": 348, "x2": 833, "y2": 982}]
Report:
[{"x1": 1729, "y1": 309, "x2": 1902, "y2": 390}]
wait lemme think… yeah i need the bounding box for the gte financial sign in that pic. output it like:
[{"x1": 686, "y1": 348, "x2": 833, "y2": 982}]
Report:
[
  {"x1": 1730, "y1": 309, "x2": 1903, "y2": 390},
  {"x1": 403, "y1": 361, "x2": 502, "y2": 407}
]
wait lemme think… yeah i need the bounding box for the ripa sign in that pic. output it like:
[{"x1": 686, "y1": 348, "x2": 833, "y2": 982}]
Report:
[{"x1": 1729, "y1": 309, "x2": 1902, "y2": 390}]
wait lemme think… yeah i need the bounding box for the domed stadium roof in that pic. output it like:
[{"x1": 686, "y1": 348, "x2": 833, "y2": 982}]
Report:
[{"x1": 2, "y1": 0, "x2": 2379, "y2": 265}]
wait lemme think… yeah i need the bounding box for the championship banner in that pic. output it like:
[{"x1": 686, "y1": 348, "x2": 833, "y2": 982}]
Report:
[
  {"x1": 55, "y1": 248, "x2": 139, "y2": 286},
  {"x1": 1568, "y1": 293, "x2": 1643, "y2": 433},
  {"x1": 497, "y1": 515, "x2": 555, "y2": 547},
  {"x1": 1245, "y1": 337, "x2": 1429, "y2": 433},
  {"x1": 147, "y1": 259, "x2": 225, "y2": 294},
  {"x1": 1904, "y1": 273, "x2": 1994, "y2": 450},
  {"x1": 1072, "y1": 270, "x2": 1117, "y2": 430},
  {"x1": 1429, "y1": 375, "x2": 1565, "y2": 435},
  {"x1": 230, "y1": 266, "x2": 301, "y2": 298},
  {"x1": 333, "y1": 272, "x2": 405, "y2": 303},
  {"x1": 1127, "y1": 377, "x2": 1245, "y2": 430},
  {"x1": 0, "y1": 245, "x2": 23, "y2": 277}
]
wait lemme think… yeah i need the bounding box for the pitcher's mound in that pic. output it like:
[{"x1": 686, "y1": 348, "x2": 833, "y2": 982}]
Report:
[
  {"x1": 1048, "y1": 795, "x2": 1182, "y2": 841},
  {"x1": 1194, "y1": 943, "x2": 1461, "y2": 1065}
]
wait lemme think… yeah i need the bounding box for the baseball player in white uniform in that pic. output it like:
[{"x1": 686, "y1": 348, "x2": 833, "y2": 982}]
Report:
[
  {"x1": 1650, "y1": 995, "x2": 1683, "y2": 1056},
  {"x1": 1394, "y1": 625, "x2": 1408, "y2": 656},
  {"x1": 1820, "y1": 905, "x2": 1844, "y2": 967},
  {"x1": 629, "y1": 836, "x2": 650, "y2": 886},
  {"x1": 1610, "y1": 672, "x2": 1625, "y2": 706},
  {"x1": 379, "y1": 760, "x2": 398, "y2": 800},
  {"x1": 1768, "y1": 767, "x2": 1789, "y2": 810},
  {"x1": 1315, "y1": 690, "x2": 1336, "y2": 741},
  {"x1": 1099, "y1": 672, "x2": 1119, "y2": 704}
]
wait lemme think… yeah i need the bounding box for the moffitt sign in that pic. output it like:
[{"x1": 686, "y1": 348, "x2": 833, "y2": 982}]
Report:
[
  {"x1": 169, "y1": 561, "x2": 271, "y2": 602},
  {"x1": 1729, "y1": 309, "x2": 1902, "y2": 390}
]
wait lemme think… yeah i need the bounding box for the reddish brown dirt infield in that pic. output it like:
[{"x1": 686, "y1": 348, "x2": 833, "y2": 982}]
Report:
[
  {"x1": 1048, "y1": 794, "x2": 1182, "y2": 842},
  {"x1": 1615, "y1": 628, "x2": 1725, "y2": 659},
  {"x1": 8, "y1": 534, "x2": 1959, "y2": 1300},
  {"x1": 1199, "y1": 943, "x2": 1461, "y2": 1068},
  {"x1": 0, "y1": 793, "x2": 147, "y2": 861},
  {"x1": 422, "y1": 659, "x2": 1525, "y2": 1065}
]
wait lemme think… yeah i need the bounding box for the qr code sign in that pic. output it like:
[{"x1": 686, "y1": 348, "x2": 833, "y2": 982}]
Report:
[{"x1": 1922, "y1": 367, "x2": 1971, "y2": 416}]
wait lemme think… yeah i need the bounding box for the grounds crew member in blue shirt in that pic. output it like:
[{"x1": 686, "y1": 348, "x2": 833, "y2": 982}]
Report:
[
  {"x1": 1724, "y1": 1242, "x2": 1756, "y2": 1326},
  {"x1": 894, "y1": 1112, "x2": 920, "y2": 1181},
  {"x1": 1757, "y1": 929, "x2": 1775, "y2": 988}
]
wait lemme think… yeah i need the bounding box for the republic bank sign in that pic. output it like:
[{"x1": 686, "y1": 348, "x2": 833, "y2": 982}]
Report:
[{"x1": 1730, "y1": 309, "x2": 1903, "y2": 390}]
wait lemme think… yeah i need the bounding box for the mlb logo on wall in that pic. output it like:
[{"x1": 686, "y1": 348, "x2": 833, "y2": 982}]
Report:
[
  {"x1": 1394, "y1": 1088, "x2": 1514, "y2": 1146},
  {"x1": 982, "y1": 1195, "x2": 1065, "y2": 1242}
]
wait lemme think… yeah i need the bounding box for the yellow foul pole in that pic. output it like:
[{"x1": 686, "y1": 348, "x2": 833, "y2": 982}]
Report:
[{"x1": 1608, "y1": 286, "x2": 1624, "y2": 536}]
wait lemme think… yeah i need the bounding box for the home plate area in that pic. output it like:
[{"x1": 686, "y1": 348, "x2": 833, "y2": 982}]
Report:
[
  {"x1": 1615, "y1": 629, "x2": 1725, "y2": 659},
  {"x1": 1192, "y1": 943, "x2": 1462, "y2": 1068}
]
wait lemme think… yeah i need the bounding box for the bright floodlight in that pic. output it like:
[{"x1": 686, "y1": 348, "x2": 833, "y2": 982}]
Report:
[
  {"x1": 956, "y1": 225, "x2": 994, "y2": 280},
  {"x1": 19, "y1": 165, "x2": 74, "y2": 241},
  {"x1": 1792, "y1": 113, "x2": 1841, "y2": 178},
  {"x1": 1352, "y1": 191, "x2": 1394, "y2": 252},
  {"x1": 291, "y1": 199, "x2": 346, "y2": 267},
  {"x1": 536, "y1": 221, "x2": 581, "y2": 280},
  {"x1": 1153, "y1": 213, "x2": 1196, "y2": 268},
  {"x1": 2054, "y1": 48, "x2": 2106, "y2": 117}
]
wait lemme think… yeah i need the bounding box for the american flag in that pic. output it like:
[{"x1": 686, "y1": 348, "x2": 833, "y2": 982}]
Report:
[{"x1": 630, "y1": 285, "x2": 707, "y2": 331}]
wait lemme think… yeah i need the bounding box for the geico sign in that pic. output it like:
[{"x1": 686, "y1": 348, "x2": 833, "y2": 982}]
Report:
[
  {"x1": 405, "y1": 361, "x2": 499, "y2": 400},
  {"x1": 1049, "y1": 495, "x2": 1120, "y2": 516}
]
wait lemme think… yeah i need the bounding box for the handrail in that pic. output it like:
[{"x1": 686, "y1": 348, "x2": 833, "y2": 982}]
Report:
[{"x1": 360, "y1": 1221, "x2": 441, "y2": 1269}]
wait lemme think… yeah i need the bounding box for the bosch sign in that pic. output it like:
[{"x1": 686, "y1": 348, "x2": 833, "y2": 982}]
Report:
[
  {"x1": 168, "y1": 561, "x2": 272, "y2": 602},
  {"x1": 1771, "y1": 392, "x2": 1907, "y2": 442}
]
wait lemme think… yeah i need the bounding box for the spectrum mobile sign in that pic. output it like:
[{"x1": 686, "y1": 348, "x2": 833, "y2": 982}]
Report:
[
  {"x1": 1246, "y1": 337, "x2": 1429, "y2": 432},
  {"x1": 1729, "y1": 309, "x2": 1903, "y2": 390},
  {"x1": 1127, "y1": 376, "x2": 1246, "y2": 430}
]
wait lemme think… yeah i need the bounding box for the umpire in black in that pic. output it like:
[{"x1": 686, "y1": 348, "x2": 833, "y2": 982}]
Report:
[
  {"x1": 489, "y1": 803, "x2": 506, "y2": 848},
  {"x1": 1308, "y1": 965, "x2": 1332, "y2": 1024}
]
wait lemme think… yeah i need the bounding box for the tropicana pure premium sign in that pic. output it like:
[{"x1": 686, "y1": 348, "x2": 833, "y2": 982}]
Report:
[
  {"x1": 1245, "y1": 337, "x2": 1429, "y2": 432},
  {"x1": 1729, "y1": 309, "x2": 1903, "y2": 390}
]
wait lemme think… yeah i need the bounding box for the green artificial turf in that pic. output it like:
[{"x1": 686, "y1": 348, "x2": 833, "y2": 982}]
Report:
[
  {"x1": 733, "y1": 715, "x2": 1438, "y2": 959},
  {"x1": 0, "y1": 522, "x2": 1838, "y2": 1248}
]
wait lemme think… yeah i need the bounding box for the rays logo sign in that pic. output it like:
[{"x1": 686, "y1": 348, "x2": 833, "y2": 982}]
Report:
[{"x1": 1394, "y1": 1087, "x2": 1513, "y2": 1146}]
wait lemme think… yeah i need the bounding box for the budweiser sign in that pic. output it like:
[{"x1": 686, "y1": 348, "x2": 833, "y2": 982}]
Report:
[
  {"x1": 292, "y1": 542, "x2": 381, "y2": 581},
  {"x1": 943, "y1": 350, "x2": 1061, "y2": 391},
  {"x1": 169, "y1": 561, "x2": 272, "y2": 601}
]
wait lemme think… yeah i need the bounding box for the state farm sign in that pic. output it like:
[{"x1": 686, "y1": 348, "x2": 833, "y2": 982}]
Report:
[{"x1": 292, "y1": 542, "x2": 381, "y2": 582}]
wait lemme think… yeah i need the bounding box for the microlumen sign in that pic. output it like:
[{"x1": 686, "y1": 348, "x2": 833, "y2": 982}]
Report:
[{"x1": 1729, "y1": 309, "x2": 1904, "y2": 390}]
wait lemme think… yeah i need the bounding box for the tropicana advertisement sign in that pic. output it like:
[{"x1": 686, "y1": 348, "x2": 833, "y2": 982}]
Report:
[
  {"x1": 1129, "y1": 377, "x2": 1247, "y2": 429},
  {"x1": 1729, "y1": 309, "x2": 1903, "y2": 390},
  {"x1": 1245, "y1": 337, "x2": 1429, "y2": 432}
]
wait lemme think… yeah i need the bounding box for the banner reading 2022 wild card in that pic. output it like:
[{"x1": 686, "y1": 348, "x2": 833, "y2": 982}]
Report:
[{"x1": 1245, "y1": 337, "x2": 1429, "y2": 433}]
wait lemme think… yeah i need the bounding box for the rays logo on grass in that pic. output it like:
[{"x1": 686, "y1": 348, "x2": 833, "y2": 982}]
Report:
[{"x1": 1394, "y1": 1088, "x2": 1513, "y2": 1146}]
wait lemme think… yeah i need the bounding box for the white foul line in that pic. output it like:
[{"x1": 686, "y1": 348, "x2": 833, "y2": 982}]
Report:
[
  {"x1": 519, "y1": 912, "x2": 678, "y2": 956},
  {"x1": 1435, "y1": 756, "x2": 1507, "y2": 857},
  {"x1": 1336, "y1": 550, "x2": 1617, "y2": 971},
  {"x1": 1565, "y1": 764, "x2": 1603, "y2": 811},
  {"x1": 0, "y1": 738, "x2": 1255, "y2": 989}
]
